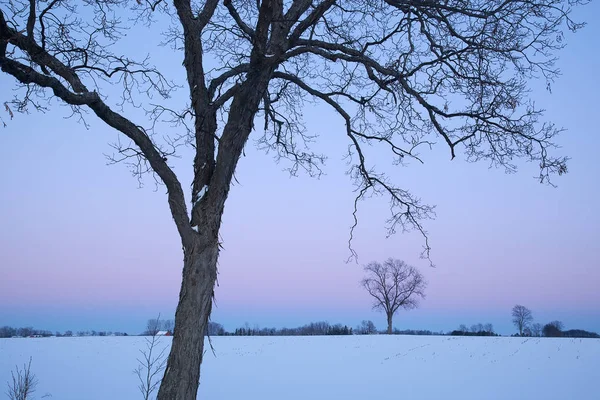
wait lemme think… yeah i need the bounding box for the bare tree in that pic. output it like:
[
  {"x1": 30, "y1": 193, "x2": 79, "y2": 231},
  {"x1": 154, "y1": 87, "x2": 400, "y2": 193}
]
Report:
[
  {"x1": 531, "y1": 322, "x2": 543, "y2": 337},
  {"x1": 484, "y1": 323, "x2": 494, "y2": 334},
  {"x1": 512, "y1": 305, "x2": 533, "y2": 335},
  {"x1": 6, "y1": 357, "x2": 38, "y2": 400},
  {"x1": 0, "y1": 326, "x2": 16, "y2": 338},
  {"x1": 362, "y1": 258, "x2": 426, "y2": 334},
  {"x1": 357, "y1": 320, "x2": 377, "y2": 335},
  {"x1": 162, "y1": 320, "x2": 175, "y2": 333},
  {"x1": 206, "y1": 321, "x2": 224, "y2": 336},
  {"x1": 542, "y1": 320, "x2": 564, "y2": 337},
  {"x1": 0, "y1": 1, "x2": 585, "y2": 397},
  {"x1": 146, "y1": 319, "x2": 162, "y2": 336},
  {"x1": 548, "y1": 320, "x2": 564, "y2": 330},
  {"x1": 135, "y1": 326, "x2": 169, "y2": 400}
]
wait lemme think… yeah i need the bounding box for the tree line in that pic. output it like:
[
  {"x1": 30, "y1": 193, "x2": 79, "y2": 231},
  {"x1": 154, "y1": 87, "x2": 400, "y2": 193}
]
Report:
[
  {"x1": 510, "y1": 305, "x2": 599, "y2": 338},
  {"x1": 230, "y1": 321, "x2": 353, "y2": 336},
  {"x1": 148, "y1": 319, "x2": 478, "y2": 337},
  {"x1": 450, "y1": 323, "x2": 499, "y2": 337},
  {"x1": 0, "y1": 326, "x2": 128, "y2": 338}
]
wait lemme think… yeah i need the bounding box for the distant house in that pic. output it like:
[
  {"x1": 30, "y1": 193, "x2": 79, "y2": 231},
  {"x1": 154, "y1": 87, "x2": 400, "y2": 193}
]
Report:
[{"x1": 155, "y1": 331, "x2": 172, "y2": 336}]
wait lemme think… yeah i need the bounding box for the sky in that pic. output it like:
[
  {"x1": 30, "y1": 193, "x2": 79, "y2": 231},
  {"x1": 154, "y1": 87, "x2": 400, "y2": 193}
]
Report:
[{"x1": 0, "y1": 3, "x2": 599, "y2": 336}]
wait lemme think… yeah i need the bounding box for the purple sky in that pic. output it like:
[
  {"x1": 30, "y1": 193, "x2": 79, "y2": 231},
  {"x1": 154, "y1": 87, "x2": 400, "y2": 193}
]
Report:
[{"x1": 0, "y1": 4, "x2": 598, "y2": 336}]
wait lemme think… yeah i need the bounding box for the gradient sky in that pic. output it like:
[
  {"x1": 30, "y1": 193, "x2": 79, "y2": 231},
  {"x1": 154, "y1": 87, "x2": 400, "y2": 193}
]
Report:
[{"x1": 0, "y1": 4, "x2": 598, "y2": 336}]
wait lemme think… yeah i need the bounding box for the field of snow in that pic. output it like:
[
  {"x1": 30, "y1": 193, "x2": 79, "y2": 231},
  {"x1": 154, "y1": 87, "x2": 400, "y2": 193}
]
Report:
[{"x1": 1, "y1": 335, "x2": 598, "y2": 399}]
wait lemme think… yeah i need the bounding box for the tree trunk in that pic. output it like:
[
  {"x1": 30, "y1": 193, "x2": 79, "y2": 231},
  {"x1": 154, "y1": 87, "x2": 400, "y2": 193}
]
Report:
[
  {"x1": 156, "y1": 58, "x2": 275, "y2": 400},
  {"x1": 156, "y1": 234, "x2": 219, "y2": 400},
  {"x1": 387, "y1": 313, "x2": 393, "y2": 334}
]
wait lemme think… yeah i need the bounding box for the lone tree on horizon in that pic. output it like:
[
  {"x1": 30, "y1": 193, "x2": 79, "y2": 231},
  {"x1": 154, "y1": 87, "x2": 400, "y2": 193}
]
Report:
[
  {"x1": 0, "y1": 0, "x2": 585, "y2": 398},
  {"x1": 512, "y1": 304, "x2": 534, "y2": 335},
  {"x1": 362, "y1": 258, "x2": 427, "y2": 334}
]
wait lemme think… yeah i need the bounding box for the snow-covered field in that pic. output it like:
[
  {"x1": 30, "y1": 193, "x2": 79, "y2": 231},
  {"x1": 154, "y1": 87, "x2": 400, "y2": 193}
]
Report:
[{"x1": 1, "y1": 335, "x2": 598, "y2": 399}]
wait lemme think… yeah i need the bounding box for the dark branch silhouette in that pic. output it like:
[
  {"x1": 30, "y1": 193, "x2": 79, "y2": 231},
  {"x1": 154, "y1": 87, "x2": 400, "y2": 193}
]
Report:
[{"x1": 512, "y1": 304, "x2": 533, "y2": 335}]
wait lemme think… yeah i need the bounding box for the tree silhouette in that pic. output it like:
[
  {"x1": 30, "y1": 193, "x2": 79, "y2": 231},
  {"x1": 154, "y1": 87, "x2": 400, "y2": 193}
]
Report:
[{"x1": 362, "y1": 258, "x2": 426, "y2": 334}]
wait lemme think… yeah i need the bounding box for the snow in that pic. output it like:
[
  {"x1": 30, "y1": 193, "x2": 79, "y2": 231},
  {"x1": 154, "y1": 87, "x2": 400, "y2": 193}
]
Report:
[
  {"x1": 194, "y1": 185, "x2": 208, "y2": 206},
  {"x1": 0, "y1": 335, "x2": 598, "y2": 399}
]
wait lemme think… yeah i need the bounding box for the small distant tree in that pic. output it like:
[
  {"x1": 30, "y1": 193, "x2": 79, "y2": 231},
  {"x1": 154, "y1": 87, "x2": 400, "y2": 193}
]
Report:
[
  {"x1": 206, "y1": 322, "x2": 225, "y2": 336},
  {"x1": 357, "y1": 320, "x2": 377, "y2": 335},
  {"x1": 484, "y1": 323, "x2": 494, "y2": 334},
  {"x1": 162, "y1": 320, "x2": 175, "y2": 333},
  {"x1": 543, "y1": 321, "x2": 564, "y2": 337},
  {"x1": 0, "y1": 326, "x2": 16, "y2": 338},
  {"x1": 511, "y1": 305, "x2": 533, "y2": 335},
  {"x1": 146, "y1": 319, "x2": 161, "y2": 336},
  {"x1": 458, "y1": 325, "x2": 468, "y2": 333},
  {"x1": 16, "y1": 328, "x2": 33, "y2": 338},
  {"x1": 549, "y1": 320, "x2": 564, "y2": 330},
  {"x1": 362, "y1": 258, "x2": 427, "y2": 334},
  {"x1": 531, "y1": 323, "x2": 543, "y2": 337}
]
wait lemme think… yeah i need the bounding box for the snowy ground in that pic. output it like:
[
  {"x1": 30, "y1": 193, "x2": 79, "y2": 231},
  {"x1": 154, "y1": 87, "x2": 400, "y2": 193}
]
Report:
[{"x1": 1, "y1": 335, "x2": 598, "y2": 399}]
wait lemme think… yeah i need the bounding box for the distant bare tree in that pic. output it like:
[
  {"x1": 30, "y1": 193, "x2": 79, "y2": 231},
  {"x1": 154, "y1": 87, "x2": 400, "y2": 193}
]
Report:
[
  {"x1": 458, "y1": 324, "x2": 468, "y2": 333},
  {"x1": 6, "y1": 357, "x2": 38, "y2": 400},
  {"x1": 543, "y1": 320, "x2": 564, "y2": 337},
  {"x1": 484, "y1": 323, "x2": 494, "y2": 334},
  {"x1": 512, "y1": 305, "x2": 534, "y2": 335},
  {"x1": 0, "y1": 326, "x2": 16, "y2": 338},
  {"x1": 146, "y1": 319, "x2": 161, "y2": 336},
  {"x1": 162, "y1": 320, "x2": 175, "y2": 333},
  {"x1": 531, "y1": 323, "x2": 543, "y2": 337},
  {"x1": 548, "y1": 320, "x2": 564, "y2": 330},
  {"x1": 206, "y1": 322, "x2": 224, "y2": 336},
  {"x1": 362, "y1": 258, "x2": 427, "y2": 334},
  {"x1": 357, "y1": 320, "x2": 377, "y2": 335},
  {"x1": 16, "y1": 328, "x2": 33, "y2": 338}
]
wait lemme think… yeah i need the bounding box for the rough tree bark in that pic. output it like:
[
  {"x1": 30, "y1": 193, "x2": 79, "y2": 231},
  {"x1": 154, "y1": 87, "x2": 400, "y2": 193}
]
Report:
[{"x1": 387, "y1": 313, "x2": 394, "y2": 335}]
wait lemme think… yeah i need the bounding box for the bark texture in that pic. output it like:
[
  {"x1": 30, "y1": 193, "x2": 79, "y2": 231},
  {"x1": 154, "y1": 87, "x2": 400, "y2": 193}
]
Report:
[{"x1": 157, "y1": 235, "x2": 218, "y2": 400}]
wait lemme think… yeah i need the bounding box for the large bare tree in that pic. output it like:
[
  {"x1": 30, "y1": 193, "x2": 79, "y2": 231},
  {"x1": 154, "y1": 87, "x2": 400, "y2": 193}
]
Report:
[
  {"x1": 362, "y1": 258, "x2": 426, "y2": 334},
  {"x1": 511, "y1": 304, "x2": 533, "y2": 335},
  {"x1": 0, "y1": 0, "x2": 585, "y2": 398}
]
